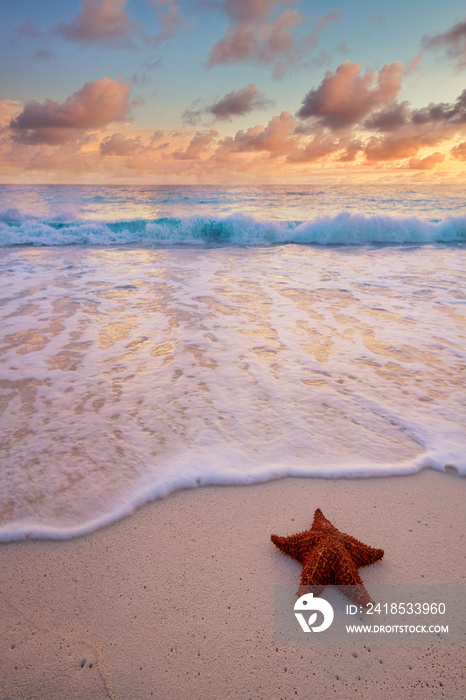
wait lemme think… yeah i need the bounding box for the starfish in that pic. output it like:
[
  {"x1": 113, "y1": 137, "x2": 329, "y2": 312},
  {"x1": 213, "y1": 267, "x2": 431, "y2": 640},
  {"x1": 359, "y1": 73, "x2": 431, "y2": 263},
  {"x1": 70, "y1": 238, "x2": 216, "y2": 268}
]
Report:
[{"x1": 271, "y1": 508, "x2": 384, "y2": 607}]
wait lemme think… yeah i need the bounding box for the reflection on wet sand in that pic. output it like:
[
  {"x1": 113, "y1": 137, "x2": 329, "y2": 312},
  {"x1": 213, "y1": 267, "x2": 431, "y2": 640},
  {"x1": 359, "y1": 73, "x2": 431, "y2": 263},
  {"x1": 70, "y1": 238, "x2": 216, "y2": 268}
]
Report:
[{"x1": 0, "y1": 243, "x2": 464, "y2": 533}]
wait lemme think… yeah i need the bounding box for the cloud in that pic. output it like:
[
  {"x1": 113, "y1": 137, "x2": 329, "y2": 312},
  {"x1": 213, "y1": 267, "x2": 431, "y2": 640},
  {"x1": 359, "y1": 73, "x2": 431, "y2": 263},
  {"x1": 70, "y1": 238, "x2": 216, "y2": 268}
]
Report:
[
  {"x1": 405, "y1": 54, "x2": 424, "y2": 76},
  {"x1": 5, "y1": 49, "x2": 466, "y2": 182},
  {"x1": 407, "y1": 152, "x2": 445, "y2": 169},
  {"x1": 182, "y1": 85, "x2": 273, "y2": 125},
  {"x1": 207, "y1": 6, "x2": 301, "y2": 68},
  {"x1": 287, "y1": 132, "x2": 339, "y2": 162},
  {"x1": 294, "y1": 82, "x2": 466, "y2": 164},
  {"x1": 100, "y1": 132, "x2": 142, "y2": 155},
  {"x1": 212, "y1": 0, "x2": 287, "y2": 25},
  {"x1": 181, "y1": 100, "x2": 206, "y2": 127},
  {"x1": 0, "y1": 100, "x2": 22, "y2": 127},
  {"x1": 412, "y1": 89, "x2": 466, "y2": 125},
  {"x1": 364, "y1": 101, "x2": 411, "y2": 132},
  {"x1": 210, "y1": 84, "x2": 272, "y2": 120},
  {"x1": 218, "y1": 111, "x2": 298, "y2": 156},
  {"x1": 362, "y1": 90, "x2": 466, "y2": 145},
  {"x1": 54, "y1": 0, "x2": 136, "y2": 45},
  {"x1": 422, "y1": 17, "x2": 466, "y2": 70},
  {"x1": 364, "y1": 129, "x2": 446, "y2": 162},
  {"x1": 54, "y1": 0, "x2": 186, "y2": 49},
  {"x1": 274, "y1": 9, "x2": 342, "y2": 78},
  {"x1": 337, "y1": 139, "x2": 363, "y2": 162},
  {"x1": 10, "y1": 77, "x2": 130, "y2": 144},
  {"x1": 173, "y1": 130, "x2": 218, "y2": 159},
  {"x1": 206, "y1": 1, "x2": 342, "y2": 77},
  {"x1": 297, "y1": 61, "x2": 403, "y2": 129},
  {"x1": 287, "y1": 131, "x2": 365, "y2": 164},
  {"x1": 34, "y1": 49, "x2": 53, "y2": 60},
  {"x1": 131, "y1": 72, "x2": 150, "y2": 86},
  {"x1": 361, "y1": 89, "x2": 466, "y2": 162},
  {"x1": 149, "y1": 0, "x2": 187, "y2": 46},
  {"x1": 451, "y1": 140, "x2": 466, "y2": 160},
  {"x1": 14, "y1": 18, "x2": 40, "y2": 39},
  {"x1": 151, "y1": 130, "x2": 166, "y2": 142}
]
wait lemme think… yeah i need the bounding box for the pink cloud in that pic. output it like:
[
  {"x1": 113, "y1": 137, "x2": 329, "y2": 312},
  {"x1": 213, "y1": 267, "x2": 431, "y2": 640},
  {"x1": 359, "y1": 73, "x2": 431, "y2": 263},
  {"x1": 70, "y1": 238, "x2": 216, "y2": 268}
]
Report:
[
  {"x1": 407, "y1": 152, "x2": 445, "y2": 169},
  {"x1": 422, "y1": 17, "x2": 466, "y2": 70},
  {"x1": 55, "y1": 0, "x2": 136, "y2": 45},
  {"x1": 297, "y1": 61, "x2": 403, "y2": 129},
  {"x1": 364, "y1": 101, "x2": 411, "y2": 132},
  {"x1": 210, "y1": 84, "x2": 272, "y2": 119},
  {"x1": 360, "y1": 88, "x2": 466, "y2": 163},
  {"x1": 451, "y1": 140, "x2": 466, "y2": 160},
  {"x1": 100, "y1": 132, "x2": 142, "y2": 155},
  {"x1": 206, "y1": 1, "x2": 341, "y2": 76},
  {"x1": 217, "y1": 0, "x2": 289, "y2": 25},
  {"x1": 219, "y1": 111, "x2": 298, "y2": 156},
  {"x1": 173, "y1": 130, "x2": 218, "y2": 160},
  {"x1": 287, "y1": 132, "x2": 339, "y2": 162},
  {"x1": 405, "y1": 54, "x2": 424, "y2": 76},
  {"x1": 412, "y1": 89, "x2": 466, "y2": 125},
  {"x1": 208, "y1": 8, "x2": 301, "y2": 68},
  {"x1": 359, "y1": 90, "x2": 466, "y2": 164},
  {"x1": 364, "y1": 135, "x2": 420, "y2": 161},
  {"x1": 364, "y1": 129, "x2": 445, "y2": 162},
  {"x1": 54, "y1": 0, "x2": 186, "y2": 49},
  {"x1": 150, "y1": 0, "x2": 186, "y2": 45},
  {"x1": 286, "y1": 130, "x2": 362, "y2": 165},
  {"x1": 337, "y1": 139, "x2": 363, "y2": 162},
  {"x1": 256, "y1": 9, "x2": 302, "y2": 62},
  {"x1": 0, "y1": 100, "x2": 22, "y2": 127},
  {"x1": 10, "y1": 77, "x2": 130, "y2": 145},
  {"x1": 273, "y1": 9, "x2": 342, "y2": 78},
  {"x1": 208, "y1": 25, "x2": 258, "y2": 66},
  {"x1": 182, "y1": 85, "x2": 272, "y2": 126}
]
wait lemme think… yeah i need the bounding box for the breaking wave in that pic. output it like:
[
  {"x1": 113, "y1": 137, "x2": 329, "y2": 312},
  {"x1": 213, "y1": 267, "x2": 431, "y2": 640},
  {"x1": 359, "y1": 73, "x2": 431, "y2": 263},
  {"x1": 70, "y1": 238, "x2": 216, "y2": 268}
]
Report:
[{"x1": 0, "y1": 210, "x2": 465, "y2": 247}]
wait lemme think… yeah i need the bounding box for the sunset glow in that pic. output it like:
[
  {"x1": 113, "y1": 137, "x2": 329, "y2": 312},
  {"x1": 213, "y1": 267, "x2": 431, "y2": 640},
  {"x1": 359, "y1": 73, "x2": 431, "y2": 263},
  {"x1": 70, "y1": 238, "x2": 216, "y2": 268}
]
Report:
[{"x1": 1, "y1": 1, "x2": 465, "y2": 184}]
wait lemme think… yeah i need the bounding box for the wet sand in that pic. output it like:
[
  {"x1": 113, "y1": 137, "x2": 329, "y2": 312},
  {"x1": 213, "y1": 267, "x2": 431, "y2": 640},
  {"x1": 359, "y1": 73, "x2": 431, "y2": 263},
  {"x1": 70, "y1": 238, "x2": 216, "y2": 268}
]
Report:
[{"x1": 0, "y1": 469, "x2": 464, "y2": 699}]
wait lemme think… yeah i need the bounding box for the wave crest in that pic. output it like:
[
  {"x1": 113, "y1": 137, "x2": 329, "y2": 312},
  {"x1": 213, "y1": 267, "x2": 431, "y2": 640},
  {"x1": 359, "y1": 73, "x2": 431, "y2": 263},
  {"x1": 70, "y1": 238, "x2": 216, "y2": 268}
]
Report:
[{"x1": 0, "y1": 211, "x2": 465, "y2": 247}]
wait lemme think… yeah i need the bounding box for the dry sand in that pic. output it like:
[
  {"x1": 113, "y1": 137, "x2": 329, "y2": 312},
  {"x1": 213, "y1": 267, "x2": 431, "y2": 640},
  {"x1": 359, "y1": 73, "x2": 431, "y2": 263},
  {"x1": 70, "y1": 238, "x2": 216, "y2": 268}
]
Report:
[{"x1": 0, "y1": 469, "x2": 464, "y2": 699}]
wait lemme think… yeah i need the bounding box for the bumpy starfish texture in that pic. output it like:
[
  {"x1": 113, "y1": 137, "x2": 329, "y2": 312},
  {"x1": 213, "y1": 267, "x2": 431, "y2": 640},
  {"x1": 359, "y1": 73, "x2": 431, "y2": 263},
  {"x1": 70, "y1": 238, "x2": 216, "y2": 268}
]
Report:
[{"x1": 271, "y1": 508, "x2": 384, "y2": 607}]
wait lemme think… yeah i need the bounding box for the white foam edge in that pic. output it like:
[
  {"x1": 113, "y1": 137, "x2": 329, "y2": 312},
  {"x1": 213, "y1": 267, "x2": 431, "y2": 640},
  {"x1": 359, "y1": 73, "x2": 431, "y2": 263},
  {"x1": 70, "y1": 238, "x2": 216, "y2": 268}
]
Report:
[{"x1": 0, "y1": 451, "x2": 462, "y2": 542}]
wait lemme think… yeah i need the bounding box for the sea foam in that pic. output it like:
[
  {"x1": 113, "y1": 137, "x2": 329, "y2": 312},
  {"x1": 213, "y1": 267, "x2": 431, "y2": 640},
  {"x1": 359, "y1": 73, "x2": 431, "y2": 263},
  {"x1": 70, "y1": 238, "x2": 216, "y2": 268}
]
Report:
[
  {"x1": 0, "y1": 241, "x2": 464, "y2": 541},
  {"x1": 0, "y1": 211, "x2": 465, "y2": 247}
]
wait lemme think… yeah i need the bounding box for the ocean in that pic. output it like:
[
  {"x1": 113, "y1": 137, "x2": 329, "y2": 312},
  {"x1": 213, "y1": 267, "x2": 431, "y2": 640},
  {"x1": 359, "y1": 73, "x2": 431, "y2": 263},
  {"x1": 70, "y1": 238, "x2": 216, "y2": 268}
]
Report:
[{"x1": 0, "y1": 184, "x2": 465, "y2": 541}]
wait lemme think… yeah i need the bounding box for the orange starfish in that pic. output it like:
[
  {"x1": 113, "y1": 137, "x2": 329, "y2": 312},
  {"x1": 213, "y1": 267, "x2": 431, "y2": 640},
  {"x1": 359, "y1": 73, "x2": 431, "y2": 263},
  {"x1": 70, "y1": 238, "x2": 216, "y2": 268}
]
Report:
[{"x1": 271, "y1": 508, "x2": 384, "y2": 607}]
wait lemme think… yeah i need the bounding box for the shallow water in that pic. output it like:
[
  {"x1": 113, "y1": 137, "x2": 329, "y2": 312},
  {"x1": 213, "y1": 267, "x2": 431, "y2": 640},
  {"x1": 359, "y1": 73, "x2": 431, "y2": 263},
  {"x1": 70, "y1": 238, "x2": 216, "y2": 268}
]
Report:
[{"x1": 0, "y1": 185, "x2": 465, "y2": 540}]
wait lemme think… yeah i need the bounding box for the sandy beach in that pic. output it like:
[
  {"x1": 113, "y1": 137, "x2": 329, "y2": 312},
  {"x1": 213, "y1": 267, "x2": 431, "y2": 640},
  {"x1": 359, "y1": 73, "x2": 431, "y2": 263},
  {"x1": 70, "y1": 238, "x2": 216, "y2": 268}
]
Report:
[
  {"x1": 0, "y1": 468, "x2": 464, "y2": 699},
  {"x1": 3, "y1": 0, "x2": 466, "y2": 696}
]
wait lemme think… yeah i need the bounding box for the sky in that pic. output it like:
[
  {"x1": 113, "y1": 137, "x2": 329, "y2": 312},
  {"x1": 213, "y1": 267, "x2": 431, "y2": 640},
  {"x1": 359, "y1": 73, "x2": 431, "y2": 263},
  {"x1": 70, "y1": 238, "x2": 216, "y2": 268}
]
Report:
[{"x1": 1, "y1": 0, "x2": 465, "y2": 184}]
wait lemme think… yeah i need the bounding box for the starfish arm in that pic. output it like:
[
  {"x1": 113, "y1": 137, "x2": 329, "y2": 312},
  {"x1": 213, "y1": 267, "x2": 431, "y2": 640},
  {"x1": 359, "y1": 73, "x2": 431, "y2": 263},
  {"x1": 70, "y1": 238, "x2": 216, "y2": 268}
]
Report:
[
  {"x1": 340, "y1": 534, "x2": 384, "y2": 568},
  {"x1": 302, "y1": 543, "x2": 373, "y2": 606},
  {"x1": 271, "y1": 532, "x2": 319, "y2": 564}
]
